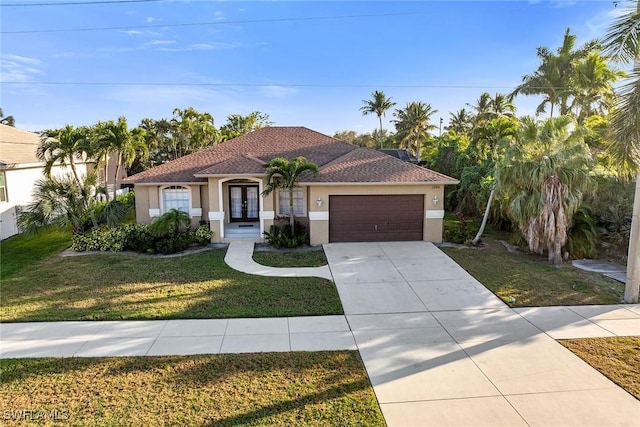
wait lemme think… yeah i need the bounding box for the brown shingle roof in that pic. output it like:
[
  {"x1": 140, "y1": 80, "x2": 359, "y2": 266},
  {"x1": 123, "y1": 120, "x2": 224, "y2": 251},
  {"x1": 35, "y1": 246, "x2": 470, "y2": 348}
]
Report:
[
  {"x1": 0, "y1": 124, "x2": 41, "y2": 165},
  {"x1": 124, "y1": 126, "x2": 458, "y2": 185}
]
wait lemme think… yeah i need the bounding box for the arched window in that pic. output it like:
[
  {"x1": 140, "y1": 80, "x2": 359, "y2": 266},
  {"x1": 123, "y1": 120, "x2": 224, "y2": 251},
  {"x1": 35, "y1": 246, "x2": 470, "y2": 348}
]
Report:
[{"x1": 162, "y1": 186, "x2": 190, "y2": 214}]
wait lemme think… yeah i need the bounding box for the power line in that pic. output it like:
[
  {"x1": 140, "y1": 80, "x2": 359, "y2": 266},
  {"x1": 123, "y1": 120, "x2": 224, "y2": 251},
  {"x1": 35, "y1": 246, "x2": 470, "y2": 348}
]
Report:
[
  {"x1": 0, "y1": 81, "x2": 559, "y2": 90},
  {"x1": 2, "y1": 0, "x2": 165, "y2": 6},
  {"x1": 1, "y1": 11, "x2": 430, "y2": 34}
]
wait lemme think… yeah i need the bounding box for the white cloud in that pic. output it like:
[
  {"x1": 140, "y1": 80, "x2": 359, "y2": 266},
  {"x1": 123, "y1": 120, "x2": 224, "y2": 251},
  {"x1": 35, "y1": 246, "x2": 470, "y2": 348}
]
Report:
[
  {"x1": 146, "y1": 40, "x2": 177, "y2": 46},
  {"x1": 145, "y1": 17, "x2": 159, "y2": 23},
  {"x1": 260, "y1": 85, "x2": 299, "y2": 98},
  {"x1": 0, "y1": 54, "x2": 43, "y2": 82},
  {"x1": 120, "y1": 30, "x2": 143, "y2": 36}
]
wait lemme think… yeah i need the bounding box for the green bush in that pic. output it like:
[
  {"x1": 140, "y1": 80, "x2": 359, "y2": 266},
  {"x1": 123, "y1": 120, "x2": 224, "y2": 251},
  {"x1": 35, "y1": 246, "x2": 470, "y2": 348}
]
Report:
[
  {"x1": 444, "y1": 212, "x2": 479, "y2": 244},
  {"x1": 194, "y1": 224, "x2": 214, "y2": 245},
  {"x1": 263, "y1": 220, "x2": 308, "y2": 249},
  {"x1": 71, "y1": 221, "x2": 215, "y2": 255}
]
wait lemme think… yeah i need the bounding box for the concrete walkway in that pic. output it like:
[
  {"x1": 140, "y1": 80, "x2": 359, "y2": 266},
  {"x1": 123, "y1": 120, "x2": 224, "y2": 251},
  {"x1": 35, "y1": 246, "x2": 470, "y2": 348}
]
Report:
[
  {"x1": 2, "y1": 241, "x2": 640, "y2": 425},
  {"x1": 224, "y1": 241, "x2": 333, "y2": 280}
]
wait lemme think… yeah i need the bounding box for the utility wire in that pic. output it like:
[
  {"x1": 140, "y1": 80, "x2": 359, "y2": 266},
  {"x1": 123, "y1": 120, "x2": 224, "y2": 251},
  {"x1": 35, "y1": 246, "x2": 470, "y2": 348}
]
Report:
[
  {"x1": 0, "y1": 81, "x2": 562, "y2": 90},
  {"x1": 2, "y1": 0, "x2": 165, "y2": 6},
  {"x1": 2, "y1": 11, "x2": 429, "y2": 34}
]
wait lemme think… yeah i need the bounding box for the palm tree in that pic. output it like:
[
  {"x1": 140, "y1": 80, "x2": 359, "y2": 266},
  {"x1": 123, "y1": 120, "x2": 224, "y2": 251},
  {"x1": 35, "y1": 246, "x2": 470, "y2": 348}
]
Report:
[
  {"x1": 602, "y1": 0, "x2": 640, "y2": 302},
  {"x1": 470, "y1": 116, "x2": 519, "y2": 244},
  {"x1": 220, "y1": 111, "x2": 272, "y2": 141},
  {"x1": 18, "y1": 172, "x2": 99, "y2": 235},
  {"x1": 360, "y1": 91, "x2": 396, "y2": 148},
  {"x1": 37, "y1": 125, "x2": 91, "y2": 186},
  {"x1": 498, "y1": 116, "x2": 594, "y2": 265},
  {"x1": 571, "y1": 51, "x2": 626, "y2": 123},
  {"x1": 263, "y1": 157, "x2": 319, "y2": 234},
  {"x1": 512, "y1": 28, "x2": 597, "y2": 118},
  {"x1": 95, "y1": 117, "x2": 148, "y2": 197},
  {"x1": 448, "y1": 108, "x2": 474, "y2": 135},
  {"x1": 468, "y1": 92, "x2": 516, "y2": 126},
  {"x1": 392, "y1": 101, "x2": 438, "y2": 160}
]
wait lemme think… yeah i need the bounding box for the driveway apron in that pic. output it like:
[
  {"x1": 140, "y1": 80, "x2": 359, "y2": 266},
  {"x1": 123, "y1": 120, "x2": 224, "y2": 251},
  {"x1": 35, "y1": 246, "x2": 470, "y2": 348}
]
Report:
[{"x1": 324, "y1": 241, "x2": 640, "y2": 427}]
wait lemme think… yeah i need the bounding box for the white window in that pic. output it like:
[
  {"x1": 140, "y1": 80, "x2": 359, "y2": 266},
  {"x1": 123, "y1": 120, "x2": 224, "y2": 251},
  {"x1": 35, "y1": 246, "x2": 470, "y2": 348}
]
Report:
[
  {"x1": 0, "y1": 172, "x2": 6, "y2": 202},
  {"x1": 279, "y1": 187, "x2": 305, "y2": 215},
  {"x1": 162, "y1": 186, "x2": 190, "y2": 213}
]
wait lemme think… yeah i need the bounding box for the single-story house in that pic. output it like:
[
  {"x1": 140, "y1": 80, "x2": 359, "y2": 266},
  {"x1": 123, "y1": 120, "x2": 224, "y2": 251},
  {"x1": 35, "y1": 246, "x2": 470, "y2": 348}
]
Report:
[
  {"x1": 0, "y1": 124, "x2": 96, "y2": 240},
  {"x1": 124, "y1": 127, "x2": 458, "y2": 245}
]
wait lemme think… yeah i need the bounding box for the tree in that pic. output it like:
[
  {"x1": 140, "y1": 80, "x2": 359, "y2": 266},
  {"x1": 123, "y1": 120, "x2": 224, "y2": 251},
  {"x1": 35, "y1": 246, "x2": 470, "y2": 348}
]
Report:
[
  {"x1": 360, "y1": 91, "x2": 396, "y2": 148},
  {"x1": 171, "y1": 107, "x2": 221, "y2": 157},
  {"x1": 0, "y1": 108, "x2": 15, "y2": 126},
  {"x1": 262, "y1": 157, "x2": 319, "y2": 234},
  {"x1": 392, "y1": 101, "x2": 438, "y2": 160},
  {"x1": 498, "y1": 116, "x2": 594, "y2": 265},
  {"x1": 220, "y1": 111, "x2": 272, "y2": 141},
  {"x1": 512, "y1": 28, "x2": 597, "y2": 117},
  {"x1": 468, "y1": 92, "x2": 516, "y2": 127},
  {"x1": 95, "y1": 117, "x2": 148, "y2": 198},
  {"x1": 447, "y1": 108, "x2": 474, "y2": 135},
  {"x1": 37, "y1": 125, "x2": 91, "y2": 186},
  {"x1": 571, "y1": 51, "x2": 626, "y2": 123},
  {"x1": 602, "y1": 0, "x2": 640, "y2": 302},
  {"x1": 18, "y1": 172, "x2": 98, "y2": 235},
  {"x1": 470, "y1": 116, "x2": 519, "y2": 244}
]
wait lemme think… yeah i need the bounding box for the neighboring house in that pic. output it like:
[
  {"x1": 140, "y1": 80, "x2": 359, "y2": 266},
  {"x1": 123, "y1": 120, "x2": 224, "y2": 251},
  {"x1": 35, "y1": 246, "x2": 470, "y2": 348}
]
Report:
[
  {"x1": 124, "y1": 127, "x2": 458, "y2": 245},
  {"x1": 0, "y1": 124, "x2": 94, "y2": 240}
]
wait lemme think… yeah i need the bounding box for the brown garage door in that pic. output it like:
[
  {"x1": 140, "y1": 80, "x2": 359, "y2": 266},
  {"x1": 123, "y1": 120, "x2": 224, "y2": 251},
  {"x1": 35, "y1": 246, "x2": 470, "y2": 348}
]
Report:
[{"x1": 329, "y1": 195, "x2": 424, "y2": 242}]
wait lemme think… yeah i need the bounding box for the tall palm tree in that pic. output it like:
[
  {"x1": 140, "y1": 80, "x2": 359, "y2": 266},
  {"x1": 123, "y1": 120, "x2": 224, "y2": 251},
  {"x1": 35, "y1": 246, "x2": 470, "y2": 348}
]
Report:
[
  {"x1": 498, "y1": 116, "x2": 594, "y2": 265},
  {"x1": 571, "y1": 51, "x2": 626, "y2": 123},
  {"x1": 360, "y1": 91, "x2": 396, "y2": 148},
  {"x1": 95, "y1": 117, "x2": 148, "y2": 197},
  {"x1": 512, "y1": 28, "x2": 597, "y2": 118},
  {"x1": 468, "y1": 92, "x2": 516, "y2": 126},
  {"x1": 470, "y1": 116, "x2": 519, "y2": 244},
  {"x1": 263, "y1": 157, "x2": 319, "y2": 234},
  {"x1": 602, "y1": 0, "x2": 640, "y2": 302},
  {"x1": 392, "y1": 101, "x2": 438, "y2": 160},
  {"x1": 37, "y1": 125, "x2": 91, "y2": 186}
]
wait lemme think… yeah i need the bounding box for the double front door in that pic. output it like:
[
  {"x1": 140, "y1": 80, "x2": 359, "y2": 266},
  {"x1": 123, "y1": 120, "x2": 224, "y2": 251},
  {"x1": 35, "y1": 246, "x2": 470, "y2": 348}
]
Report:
[{"x1": 229, "y1": 185, "x2": 259, "y2": 222}]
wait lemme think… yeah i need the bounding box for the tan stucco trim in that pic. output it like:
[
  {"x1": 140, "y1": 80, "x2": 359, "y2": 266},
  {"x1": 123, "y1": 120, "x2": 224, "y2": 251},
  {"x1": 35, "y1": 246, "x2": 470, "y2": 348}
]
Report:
[
  {"x1": 131, "y1": 182, "x2": 206, "y2": 187},
  {"x1": 301, "y1": 181, "x2": 459, "y2": 186}
]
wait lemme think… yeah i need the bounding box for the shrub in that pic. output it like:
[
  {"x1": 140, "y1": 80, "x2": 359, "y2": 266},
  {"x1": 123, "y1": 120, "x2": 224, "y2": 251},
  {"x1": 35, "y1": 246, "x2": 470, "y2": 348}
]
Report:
[
  {"x1": 149, "y1": 209, "x2": 191, "y2": 237},
  {"x1": 194, "y1": 225, "x2": 214, "y2": 246},
  {"x1": 444, "y1": 212, "x2": 479, "y2": 244},
  {"x1": 263, "y1": 219, "x2": 308, "y2": 249}
]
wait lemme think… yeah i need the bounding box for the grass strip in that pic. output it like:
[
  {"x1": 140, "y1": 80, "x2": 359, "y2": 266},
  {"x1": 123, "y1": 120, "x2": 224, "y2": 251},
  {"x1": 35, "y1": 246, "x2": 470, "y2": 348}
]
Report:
[
  {"x1": 0, "y1": 351, "x2": 386, "y2": 426},
  {"x1": 253, "y1": 249, "x2": 327, "y2": 267},
  {"x1": 560, "y1": 337, "x2": 640, "y2": 400}
]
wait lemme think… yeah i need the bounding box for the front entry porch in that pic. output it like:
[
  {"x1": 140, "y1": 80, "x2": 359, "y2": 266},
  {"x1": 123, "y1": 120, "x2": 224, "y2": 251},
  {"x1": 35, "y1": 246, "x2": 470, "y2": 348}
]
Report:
[{"x1": 224, "y1": 221, "x2": 261, "y2": 241}]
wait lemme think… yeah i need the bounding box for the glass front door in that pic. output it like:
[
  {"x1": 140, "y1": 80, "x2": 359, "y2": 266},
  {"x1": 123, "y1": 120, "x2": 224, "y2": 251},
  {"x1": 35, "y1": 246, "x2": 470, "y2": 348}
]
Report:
[{"x1": 229, "y1": 185, "x2": 259, "y2": 222}]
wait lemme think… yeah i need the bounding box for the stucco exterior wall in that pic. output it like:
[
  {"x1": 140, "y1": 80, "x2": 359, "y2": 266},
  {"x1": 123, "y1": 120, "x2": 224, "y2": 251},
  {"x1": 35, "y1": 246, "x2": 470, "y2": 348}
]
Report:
[
  {"x1": 134, "y1": 186, "x2": 152, "y2": 224},
  {"x1": 307, "y1": 184, "x2": 446, "y2": 245}
]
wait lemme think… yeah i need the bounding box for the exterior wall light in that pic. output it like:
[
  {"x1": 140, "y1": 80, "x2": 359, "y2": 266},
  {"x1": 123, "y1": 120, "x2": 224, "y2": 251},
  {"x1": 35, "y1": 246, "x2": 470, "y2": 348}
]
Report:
[
  {"x1": 432, "y1": 195, "x2": 439, "y2": 205},
  {"x1": 316, "y1": 197, "x2": 323, "y2": 207}
]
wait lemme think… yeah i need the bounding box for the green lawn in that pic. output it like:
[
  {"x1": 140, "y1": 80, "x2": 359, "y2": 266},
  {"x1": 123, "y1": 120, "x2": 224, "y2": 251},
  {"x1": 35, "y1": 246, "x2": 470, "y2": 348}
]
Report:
[
  {"x1": 560, "y1": 337, "x2": 640, "y2": 400},
  {"x1": 0, "y1": 248, "x2": 342, "y2": 322},
  {"x1": 0, "y1": 352, "x2": 386, "y2": 426},
  {"x1": 253, "y1": 249, "x2": 328, "y2": 267},
  {"x1": 441, "y1": 239, "x2": 624, "y2": 307},
  {"x1": 0, "y1": 228, "x2": 71, "y2": 281}
]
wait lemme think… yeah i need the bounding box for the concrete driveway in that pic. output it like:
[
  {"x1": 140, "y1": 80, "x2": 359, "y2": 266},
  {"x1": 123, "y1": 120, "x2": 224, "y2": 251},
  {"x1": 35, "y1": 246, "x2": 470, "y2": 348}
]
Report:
[{"x1": 324, "y1": 241, "x2": 640, "y2": 427}]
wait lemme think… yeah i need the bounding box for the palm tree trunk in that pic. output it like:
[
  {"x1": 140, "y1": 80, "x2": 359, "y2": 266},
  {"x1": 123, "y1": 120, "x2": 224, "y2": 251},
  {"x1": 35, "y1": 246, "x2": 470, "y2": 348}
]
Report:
[
  {"x1": 103, "y1": 153, "x2": 110, "y2": 202},
  {"x1": 289, "y1": 187, "x2": 295, "y2": 237},
  {"x1": 69, "y1": 160, "x2": 81, "y2": 187},
  {"x1": 378, "y1": 115, "x2": 384, "y2": 149},
  {"x1": 113, "y1": 151, "x2": 122, "y2": 199},
  {"x1": 625, "y1": 173, "x2": 640, "y2": 302},
  {"x1": 472, "y1": 185, "x2": 496, "y2": 245}
]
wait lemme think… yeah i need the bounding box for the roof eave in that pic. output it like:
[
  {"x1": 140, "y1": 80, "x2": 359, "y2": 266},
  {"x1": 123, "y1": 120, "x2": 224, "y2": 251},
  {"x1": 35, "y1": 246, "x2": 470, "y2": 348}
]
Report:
[{"x1": 300, "y1": 180, "x2": 460, "y2": 186}]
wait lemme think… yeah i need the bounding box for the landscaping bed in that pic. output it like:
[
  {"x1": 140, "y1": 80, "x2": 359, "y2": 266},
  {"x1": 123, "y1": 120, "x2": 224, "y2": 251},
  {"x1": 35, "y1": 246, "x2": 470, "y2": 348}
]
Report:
[{"x1": 0, "y1": 352, "x2": 386, "y2": 426}]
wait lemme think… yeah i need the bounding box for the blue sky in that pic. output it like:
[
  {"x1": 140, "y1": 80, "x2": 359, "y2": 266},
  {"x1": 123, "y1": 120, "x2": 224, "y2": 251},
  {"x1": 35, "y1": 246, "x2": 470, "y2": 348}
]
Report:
[{"x1": 0, "y1": 0, "x2": 622, "y2": 136}]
